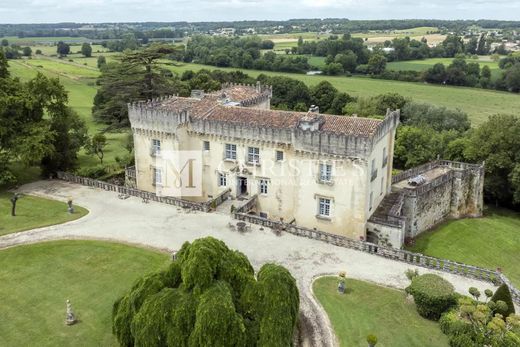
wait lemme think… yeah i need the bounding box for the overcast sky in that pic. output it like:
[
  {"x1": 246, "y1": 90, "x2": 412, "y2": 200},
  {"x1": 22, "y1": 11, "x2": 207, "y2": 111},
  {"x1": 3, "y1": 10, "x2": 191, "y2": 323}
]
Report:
[{"x1": 1, "y1": 0, "x2": 519, "y2": 24}]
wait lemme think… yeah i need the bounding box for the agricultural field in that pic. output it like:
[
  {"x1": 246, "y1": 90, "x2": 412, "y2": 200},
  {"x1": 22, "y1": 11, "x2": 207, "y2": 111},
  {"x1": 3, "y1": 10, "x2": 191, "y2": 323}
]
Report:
[
  {"x1": 0, "y1": 241, "x2": 170, "y2": 346},
  {"x1": 407, "y1": 208, "x2": 520, "y2": 287},
  {"x1": 351, "y1": 26, "x2": 445, "y2": 45},
  {"x1": 162, "y1": 62, "x2": 520, "y2": 125},
  {"x1": 314, "y1": 276, "x2": 449, "y2": 347},
  {"x1": 387, "y1": 57, "x2": 502, "y2": 79},
  {"x1": 1, "y1": 36, "x2": 92, "y2": 45}
]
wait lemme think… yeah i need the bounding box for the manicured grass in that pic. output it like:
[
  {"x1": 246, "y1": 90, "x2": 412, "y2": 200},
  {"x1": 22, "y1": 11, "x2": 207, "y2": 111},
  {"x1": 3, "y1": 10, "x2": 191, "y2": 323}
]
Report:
[
  {"x1": 313, "y1": 276, "x2": 449, "y2": 347},
  {"x1": 0, "y1": 240, "x2": 170, "y2": 346},
  {"x1": 0, "y1": 192, "x2": 88, "y2": 236},
  {"x1": 407, "y1": 208, "x2": 520, "y2": 286},
  {"x1": 163, "y1": 62, "x2": 520, "y2": 126}
]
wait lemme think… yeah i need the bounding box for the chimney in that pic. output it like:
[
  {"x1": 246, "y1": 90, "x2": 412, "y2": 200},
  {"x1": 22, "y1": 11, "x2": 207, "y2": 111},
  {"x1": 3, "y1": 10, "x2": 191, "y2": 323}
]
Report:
[{"x1": 256, "y1": 81, "x2": 261, "y2": 93}]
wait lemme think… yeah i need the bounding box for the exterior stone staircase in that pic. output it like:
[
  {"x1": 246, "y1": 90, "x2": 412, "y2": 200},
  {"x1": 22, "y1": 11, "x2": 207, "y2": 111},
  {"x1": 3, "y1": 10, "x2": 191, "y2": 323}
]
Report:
[{"x1": 369, "y1": 192, "x2": 405, "y2": 227}]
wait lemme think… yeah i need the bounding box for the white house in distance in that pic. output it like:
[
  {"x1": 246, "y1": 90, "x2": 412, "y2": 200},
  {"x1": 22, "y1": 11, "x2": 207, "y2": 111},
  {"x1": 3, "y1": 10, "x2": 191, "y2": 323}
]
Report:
[{"x1": 127, "y1": 83, "x2": 483, "y2": 248}]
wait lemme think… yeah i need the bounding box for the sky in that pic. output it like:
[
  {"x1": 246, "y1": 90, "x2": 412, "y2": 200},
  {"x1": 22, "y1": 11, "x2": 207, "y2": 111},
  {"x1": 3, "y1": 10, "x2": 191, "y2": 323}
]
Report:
[{"x1": 0, "y1": 0, "x2": 519, "y2": 24}]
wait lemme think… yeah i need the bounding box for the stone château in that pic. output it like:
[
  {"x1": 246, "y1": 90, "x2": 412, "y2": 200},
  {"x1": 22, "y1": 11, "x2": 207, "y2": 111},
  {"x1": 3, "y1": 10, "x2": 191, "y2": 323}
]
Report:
[{"x1": 127, "y1": 82, "x2": 484, "y2": 247}]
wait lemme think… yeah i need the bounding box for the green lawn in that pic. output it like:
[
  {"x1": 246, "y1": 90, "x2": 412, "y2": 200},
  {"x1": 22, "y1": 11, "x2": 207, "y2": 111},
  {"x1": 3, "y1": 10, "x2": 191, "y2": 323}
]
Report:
[
  {"x1": 314, "y1": 277, "x2": 449, "y2": 347},
  {"x1": 0, "y1": 192, "x2": 88, "y2": 236},
  {"x1": 0, "y1": 240, "x2": 170, "y2": 346},
  {"x1": 407, "y1": 208, "x2": 520, "y2": 286},
  {"x1": 163, "y1": 62, "x2": 520, "y2": 125}
]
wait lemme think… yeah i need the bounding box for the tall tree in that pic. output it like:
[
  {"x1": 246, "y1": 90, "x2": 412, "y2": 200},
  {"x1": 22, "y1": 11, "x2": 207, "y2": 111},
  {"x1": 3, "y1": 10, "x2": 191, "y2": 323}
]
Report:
[
  {"x1": 0, "y1": 73, "x2": 84, "y2": 184},
  {"x1": 81, "y1": 43, "x2": 92, "y2": 57},
  {"x1": 0, "y1": 49, "x2": 9, "y2": 78},
  {"x1": 465, "y1": 114, "x2": 520, "y2": 207},
  {"x1": 93, "y1": 44, "x2": 182, "y2": 126},
  {"x1": 56, "y1": 41, "x2": 70, "y2": 56}
]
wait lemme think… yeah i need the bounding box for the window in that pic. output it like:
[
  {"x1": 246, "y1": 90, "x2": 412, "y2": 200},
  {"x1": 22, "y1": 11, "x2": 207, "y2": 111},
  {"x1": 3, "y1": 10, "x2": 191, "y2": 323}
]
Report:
[
  {"x1": 153, "y1": 168, "x2": 162, "y2": 185},
  {"x1": 225, "y1": 144, "x2": 237, "y2": 160},
  {"x1": 259, "y1": 212, "x2": 268, "y2": 219},
  {"x1": 259, "y1": 179, "x2": 268, "y2": 194},
  {"x1": 218, "y1": 173, "x2": 227, "y2": 187},
  {"x1": 319, "y1": 163, "x2": 332, "y2": 182},
  {"x1": 248, "y1": 147, "x2": 260, "y2": 164},
  {"x1": 380, "y1": 177, "x2": 384, "y2": 195},
  {"x1": 371, "y1": 159, "x2": 377, "y2": 182},
  {"x1": 276, "y1": 150, "x2": 284, "y2": 161},
  {"x1": 369, "y1": 191, "x2": 374, "y2": 210},
  {"x1": 151, "y1": 139, "x2": 161, "y2": 156},
  {"x1": 318, "y1": 198, "x2": 331, "y2": 217},
  {"x1": 382, "y1": 147, "x2": 388, "y2": 167},
  {"x1": 203, "y1": 141, "x2": 210, "y2": 151}
]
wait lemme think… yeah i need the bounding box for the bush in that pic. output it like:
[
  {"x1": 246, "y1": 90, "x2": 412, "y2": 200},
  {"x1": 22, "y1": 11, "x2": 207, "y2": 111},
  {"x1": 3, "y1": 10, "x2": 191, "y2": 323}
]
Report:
[
  {"x1": 405, "y1": 268, "x2": 419, "y2": 281},
  {"x1": 367, "y1": 334, "x2": 378, "y2": 345},
  {"x1": 76, "y1": 164, "x2": 108, "y2": 178},
  {"x1": 406, "y1": 274, "x2": 456, "y2": 320},
  {"x1": 490, "y1": 284, "x2": 515, "y2": 317},
  {"x1": 449, "y1": 333, "x2": 478, "y2": 347},
  {"x1": 439, "y1": 310, "x2": 472, "y2": 336}
]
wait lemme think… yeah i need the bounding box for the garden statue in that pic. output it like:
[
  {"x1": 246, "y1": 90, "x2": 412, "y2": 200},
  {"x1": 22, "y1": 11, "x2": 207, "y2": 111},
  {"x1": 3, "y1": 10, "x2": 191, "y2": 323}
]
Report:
[
  {"x1": 67, "y1": 198, "x2": 74, "y2": 214},
  {"x1": 337, "y1": 271, "x2": 346, "y2": 294},
  {"x1": 65, "y1": 300, "x2": 77, "y2": 325},
  {"x1": 338, "y1": 280, "x2": 346, "y2": 294},
  {"x1": 10, "y1": 193, "x2": 20, "y2": 216}
]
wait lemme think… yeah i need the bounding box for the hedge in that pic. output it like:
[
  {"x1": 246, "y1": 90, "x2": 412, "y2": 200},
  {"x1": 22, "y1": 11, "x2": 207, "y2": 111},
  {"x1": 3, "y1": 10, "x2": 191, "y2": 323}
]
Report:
[{"x1": 406, "y1": 274, "x2": 456, "y2": 320}]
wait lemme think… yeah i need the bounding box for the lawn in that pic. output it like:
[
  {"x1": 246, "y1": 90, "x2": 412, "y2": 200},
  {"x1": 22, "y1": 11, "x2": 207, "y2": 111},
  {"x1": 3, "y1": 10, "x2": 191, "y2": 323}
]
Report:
[
  {"x1": 313, "y1": 276, "x2": 449, "y2": 347},
  {"x1": 163, "y1": 62, "x2": 520, "y2": 126},
  {"x1": 407, "y1": 208, "x2": 520, "y2": 286},
  {"x1": 0, "y1": 240, "x2": 170, "y2": 346},
  {"x1": 0, "y1": 192, "x2": 88, "y2": 236}
]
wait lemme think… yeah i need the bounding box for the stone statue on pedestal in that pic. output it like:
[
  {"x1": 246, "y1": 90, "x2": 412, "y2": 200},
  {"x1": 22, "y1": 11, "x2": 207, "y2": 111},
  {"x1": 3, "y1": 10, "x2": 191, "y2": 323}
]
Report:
[{"x1": 65, "y1": 300, "x2": 77, "y2": 325}]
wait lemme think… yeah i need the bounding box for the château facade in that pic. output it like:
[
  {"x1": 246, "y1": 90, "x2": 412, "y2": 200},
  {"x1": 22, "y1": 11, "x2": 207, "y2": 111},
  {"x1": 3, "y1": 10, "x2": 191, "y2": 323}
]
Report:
[{"x1": 127, "y1": 83, "x2": 483, "y2": 247}]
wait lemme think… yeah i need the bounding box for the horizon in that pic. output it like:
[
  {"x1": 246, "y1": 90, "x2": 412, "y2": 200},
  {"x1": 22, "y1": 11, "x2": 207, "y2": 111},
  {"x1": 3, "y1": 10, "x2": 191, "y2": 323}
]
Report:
[{"x1": 1, "y1": 0, "x2": 519, "y2": 25}]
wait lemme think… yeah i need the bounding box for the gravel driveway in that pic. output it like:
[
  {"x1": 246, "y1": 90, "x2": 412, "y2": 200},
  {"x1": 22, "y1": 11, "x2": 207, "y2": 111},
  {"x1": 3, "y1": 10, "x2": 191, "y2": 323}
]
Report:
[{"x1": 1, "y1": 180, "x2": 496, "y2": 347}]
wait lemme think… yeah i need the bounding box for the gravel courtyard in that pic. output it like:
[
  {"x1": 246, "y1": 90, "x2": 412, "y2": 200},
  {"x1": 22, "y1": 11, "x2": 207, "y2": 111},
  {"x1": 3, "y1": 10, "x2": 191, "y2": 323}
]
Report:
[{"x1": 1, "y1": 180, "x2": 497, "y2": 347}]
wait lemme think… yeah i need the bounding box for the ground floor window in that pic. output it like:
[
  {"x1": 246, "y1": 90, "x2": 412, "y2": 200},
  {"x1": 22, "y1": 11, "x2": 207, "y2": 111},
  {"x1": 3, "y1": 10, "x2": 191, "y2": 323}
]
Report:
[
  {"x1": 153, "y1": 168, "x2": 162, "y2": 185},
  {"x1": 318, "y1": 197, "x2": 331, "y2": 217},
  {"x1": 218, "y1": 173, "x2": 227, "y2": 187},
  {"x1": 259, "y1": 179, "x2": 268, "y2": 194}
]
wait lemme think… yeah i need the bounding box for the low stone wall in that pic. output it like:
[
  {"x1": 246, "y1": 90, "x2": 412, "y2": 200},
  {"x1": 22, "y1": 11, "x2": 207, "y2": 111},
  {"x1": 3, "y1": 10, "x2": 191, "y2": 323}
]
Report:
[
  {"x1": 233, "y1": 196, "x2": 520, "y2": 305},
  {"x1": 56, "y1": 172, "x2": 230, "y2": 212}
]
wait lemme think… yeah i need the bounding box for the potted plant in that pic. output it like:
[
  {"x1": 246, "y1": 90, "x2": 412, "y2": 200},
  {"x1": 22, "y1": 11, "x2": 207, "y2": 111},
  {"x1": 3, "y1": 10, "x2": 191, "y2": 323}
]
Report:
[{"x1": 367, "y1": 334, "x2": 378, "y2": 347}]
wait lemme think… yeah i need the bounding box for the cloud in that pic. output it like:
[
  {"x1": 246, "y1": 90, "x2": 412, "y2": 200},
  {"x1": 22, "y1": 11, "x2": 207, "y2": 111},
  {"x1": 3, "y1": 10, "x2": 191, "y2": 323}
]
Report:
[{"x1": 0, "y1": 0, "x2": 518, "y2": 23}]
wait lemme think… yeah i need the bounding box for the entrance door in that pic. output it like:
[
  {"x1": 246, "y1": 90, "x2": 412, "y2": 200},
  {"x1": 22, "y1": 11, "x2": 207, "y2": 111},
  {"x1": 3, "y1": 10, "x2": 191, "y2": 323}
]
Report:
[{"x1": 237, "y1": 176, "x2": 248, "y2": 196}]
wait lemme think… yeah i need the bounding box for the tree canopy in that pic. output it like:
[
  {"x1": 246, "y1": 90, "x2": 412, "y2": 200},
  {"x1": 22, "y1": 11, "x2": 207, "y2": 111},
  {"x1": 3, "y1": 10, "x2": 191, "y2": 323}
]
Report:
[{"x1": 112, "y1": 237, "x2": 299, "y2": 347}]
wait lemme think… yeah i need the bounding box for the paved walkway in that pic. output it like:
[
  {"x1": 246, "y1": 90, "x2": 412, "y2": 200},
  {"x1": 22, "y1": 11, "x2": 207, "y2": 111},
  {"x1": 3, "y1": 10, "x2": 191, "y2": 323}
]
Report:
[{"x1": 1, "y1": 180, "x2": 496, "y2": 347}]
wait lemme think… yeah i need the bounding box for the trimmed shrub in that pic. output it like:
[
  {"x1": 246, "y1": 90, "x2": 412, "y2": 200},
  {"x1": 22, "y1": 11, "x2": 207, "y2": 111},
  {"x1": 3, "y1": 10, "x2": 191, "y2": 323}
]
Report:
[
  {"x1": 449, "y1": 333, "x2": 478, "y2": 347},
  {"x1": 439, "y1": 310, "x2": 472, "y2": 336},
  {"x1": 406, "y1": 274, "x2": 456, "y2": 320},
  {"x1": 490, "y1": 284, "x2": 515, "y2": 317}
]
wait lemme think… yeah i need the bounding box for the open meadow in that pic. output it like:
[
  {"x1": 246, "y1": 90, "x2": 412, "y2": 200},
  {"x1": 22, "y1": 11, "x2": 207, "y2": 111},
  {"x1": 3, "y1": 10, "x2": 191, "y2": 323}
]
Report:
[
  {"x1": 387, "y1": 57, "x2": 502, "y2": 79},
  {"x1": 162, "y1": 61, "x2": 520, "y2": 125}
]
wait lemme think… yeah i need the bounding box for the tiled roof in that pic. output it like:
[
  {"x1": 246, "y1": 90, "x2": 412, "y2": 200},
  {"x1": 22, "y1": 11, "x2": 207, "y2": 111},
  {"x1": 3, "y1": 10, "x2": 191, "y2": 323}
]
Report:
[
  {"x1": 154, "y1": 91, "x2": 382, "y2": 137},
  {"x1": 209, "y1": 85, "x2": 264, "y2": 103},
  {"x1": 321, "y1": 115, "x2": 382, "y2": 136}
]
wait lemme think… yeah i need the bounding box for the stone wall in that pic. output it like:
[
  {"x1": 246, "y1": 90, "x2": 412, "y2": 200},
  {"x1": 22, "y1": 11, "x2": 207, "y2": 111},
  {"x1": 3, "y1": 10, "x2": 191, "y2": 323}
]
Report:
[{"x1": 396, "y1": 160, "x2": 484, "y2": 239}]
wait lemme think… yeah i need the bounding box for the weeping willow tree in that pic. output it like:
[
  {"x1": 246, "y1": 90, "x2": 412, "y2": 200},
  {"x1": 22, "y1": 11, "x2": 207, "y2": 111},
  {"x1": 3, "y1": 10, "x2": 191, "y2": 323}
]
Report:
[{"x1": 112, "y1": 237, "x2": 299, "y2": 347}]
